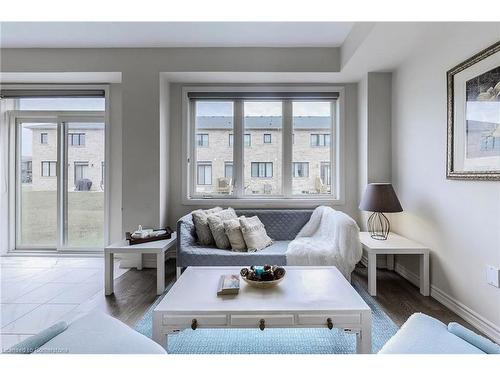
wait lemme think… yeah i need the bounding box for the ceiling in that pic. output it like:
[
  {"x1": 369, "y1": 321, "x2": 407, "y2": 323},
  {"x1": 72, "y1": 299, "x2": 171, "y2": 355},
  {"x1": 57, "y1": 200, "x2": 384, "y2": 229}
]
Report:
[{"x1": 0, "y1": 22, "x2": 354, "y2": 48}]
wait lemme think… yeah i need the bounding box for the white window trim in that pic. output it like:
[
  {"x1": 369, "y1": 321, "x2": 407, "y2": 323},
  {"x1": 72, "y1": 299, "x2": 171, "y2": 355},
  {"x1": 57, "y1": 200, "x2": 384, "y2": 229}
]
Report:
[{"x1": 181, "y1": 85, "x2": 345, "y2": 207}]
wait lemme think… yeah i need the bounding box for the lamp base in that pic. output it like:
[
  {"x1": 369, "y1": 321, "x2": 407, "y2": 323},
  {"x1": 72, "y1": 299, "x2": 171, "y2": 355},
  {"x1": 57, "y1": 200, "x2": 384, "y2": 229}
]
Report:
[{"x1": 367, "y1": 212, "x2": 390, "y2": 240}]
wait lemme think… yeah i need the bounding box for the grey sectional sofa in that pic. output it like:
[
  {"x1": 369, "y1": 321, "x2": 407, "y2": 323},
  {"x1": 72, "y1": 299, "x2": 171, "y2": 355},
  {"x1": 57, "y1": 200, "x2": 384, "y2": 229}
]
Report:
[{"x1": 176, "y1": 209, "x2": 313, "y2": 277}]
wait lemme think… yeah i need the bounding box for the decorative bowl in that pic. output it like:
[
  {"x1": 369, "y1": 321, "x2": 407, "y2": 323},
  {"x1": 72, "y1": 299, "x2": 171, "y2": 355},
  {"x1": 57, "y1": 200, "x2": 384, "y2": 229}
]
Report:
[
  {"x1": 240, "y1": 265, "x2": 286, "y2": 289},
  {"x1": 241, "y1": 276, "x2": 285, "y2": 289}
]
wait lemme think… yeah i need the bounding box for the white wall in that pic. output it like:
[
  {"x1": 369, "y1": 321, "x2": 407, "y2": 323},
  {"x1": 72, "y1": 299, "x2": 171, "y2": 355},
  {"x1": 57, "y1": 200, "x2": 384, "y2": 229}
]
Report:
[{"x1": 391, "y1": 23, "x2": 500, "y2": 341}]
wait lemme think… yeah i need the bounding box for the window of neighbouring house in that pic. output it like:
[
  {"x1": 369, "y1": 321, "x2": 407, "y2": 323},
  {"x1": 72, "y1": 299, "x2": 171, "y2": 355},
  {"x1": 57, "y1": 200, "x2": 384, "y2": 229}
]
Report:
[
  {"x1": 293, "y1": 162, "x2": 309, "y2": 178},
  {"x1": 224, "y1": 162, "x2": 233, "y2": 179},
  {"x1": 197, "y1": 133, "x2": 209, "y2": 147},
  {"x1": 69, "y1": 133, "x2": 85, "y2": 146},
  {"x1": 197, "y1": 162, "x2": 212, "y2": 185},
  {"x1": 41, "y1": 161, "x2": 57, "y2": 177},
  {"x1": 251, "y1": 162, "x2": 273, "y2": 178}
]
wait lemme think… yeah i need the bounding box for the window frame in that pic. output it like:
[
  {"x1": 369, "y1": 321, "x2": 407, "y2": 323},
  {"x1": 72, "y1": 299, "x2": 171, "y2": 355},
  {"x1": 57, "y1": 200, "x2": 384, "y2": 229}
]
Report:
[
  {"x1": 293, "y1": 162, "x2": 309, "y2": 178},
  {"x1": 263, "y1": 133, "x2": 272, "y2": 144},
  {"x1": 40, "y1": 132, "x2": 48, "y2": 144},
  {"x1": 196, "y1": 161, "x2": 213, "y2": 186},
  {"x1": 69, "y1": 132, "x2": 85, "y2": 147},
  {"x1": 41, "y1": 161, "x2": 57, "y2": 177},
  {"x1": 251, "y1": 162, "x2": 273, "y2": 178},
  {"x1": 182, "y1": 85, "x2": 345, "y2": 207},
  {"x1": 196, "y1": 133, "x2": 209, "y2": 147}
]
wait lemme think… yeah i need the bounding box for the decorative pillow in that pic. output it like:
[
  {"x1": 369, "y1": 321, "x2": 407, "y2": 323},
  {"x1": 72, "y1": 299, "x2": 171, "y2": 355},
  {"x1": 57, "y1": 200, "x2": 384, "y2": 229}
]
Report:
[
  {"x1": 239, "y1": 216, "x2": 273, "y2": 252},
  {"x1": 191, "y1": 207, "x2": 222, "y2": 245},
  {"x1": 207, "y1": 208, "x2": 237, "y2": 249},
  {"x1": 223, "y1": 217, "x2": 247, "y2": 252}
]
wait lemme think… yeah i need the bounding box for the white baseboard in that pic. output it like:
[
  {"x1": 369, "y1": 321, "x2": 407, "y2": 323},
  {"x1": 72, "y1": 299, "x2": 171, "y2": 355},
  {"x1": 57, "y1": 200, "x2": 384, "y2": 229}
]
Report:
[{"x1": 394, "y1": 262, "x2": 500, "y2": 344}]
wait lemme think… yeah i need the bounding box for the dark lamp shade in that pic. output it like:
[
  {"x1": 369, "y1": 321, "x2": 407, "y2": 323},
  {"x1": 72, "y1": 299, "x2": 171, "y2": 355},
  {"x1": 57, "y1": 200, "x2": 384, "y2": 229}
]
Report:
[{"x1": 359, "y1": 183, "x2": 403, "y2": 213}]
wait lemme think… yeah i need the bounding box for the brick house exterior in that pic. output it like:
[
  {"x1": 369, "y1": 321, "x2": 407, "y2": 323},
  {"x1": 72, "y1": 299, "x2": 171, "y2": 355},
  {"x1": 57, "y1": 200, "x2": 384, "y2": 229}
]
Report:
[
  {"x1": 195, "y1": 116, "x2": 332, "y2": 195},
  {"x1": 25, "y1": 124, "x2": 105, "y2": 192}
]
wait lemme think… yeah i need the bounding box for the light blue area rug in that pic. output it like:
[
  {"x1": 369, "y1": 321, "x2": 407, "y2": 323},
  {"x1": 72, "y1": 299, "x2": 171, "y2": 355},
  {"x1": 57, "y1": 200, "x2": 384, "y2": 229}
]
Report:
[{"x1": 134, "y1": 281, "x2": 398, "y2": 354}]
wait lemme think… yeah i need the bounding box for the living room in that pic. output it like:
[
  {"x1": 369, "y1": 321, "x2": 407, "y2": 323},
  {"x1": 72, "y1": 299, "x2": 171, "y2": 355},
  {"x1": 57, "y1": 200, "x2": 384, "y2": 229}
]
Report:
[{"x1": 1, "y1": 0, "x2": 499, "y2": 372}]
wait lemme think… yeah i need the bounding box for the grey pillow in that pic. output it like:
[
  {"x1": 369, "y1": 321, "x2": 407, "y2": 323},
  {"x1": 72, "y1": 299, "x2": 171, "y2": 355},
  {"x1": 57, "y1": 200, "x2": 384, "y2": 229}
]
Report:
[
  {"x1": 239, "y1": 216, "x2": 273, "y2": 252},
  {"x1": 192, "y1": 207, "x2": 222, "y2": 245},
  {"x1": 207, "y1": 208, "x2": 237, "y2": 249},
  {"x1": 223, "y1": 216, "x2": 247, "y2": 252}
]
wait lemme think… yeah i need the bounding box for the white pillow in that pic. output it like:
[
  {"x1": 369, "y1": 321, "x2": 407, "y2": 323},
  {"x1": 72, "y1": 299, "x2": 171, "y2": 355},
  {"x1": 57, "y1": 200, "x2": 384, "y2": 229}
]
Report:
[
  {"x1": 223, "y1": 216, "x2": 247, "y2": 252},
  {"x1": 192, "y1": 207, "x2": 222, "y2": 246},
  {"x1": 207, "y1": 208, "x2": 237, "y2": 249},
  {"x1": 239, "y1": 216, "x2": 273, "y2": 252}
]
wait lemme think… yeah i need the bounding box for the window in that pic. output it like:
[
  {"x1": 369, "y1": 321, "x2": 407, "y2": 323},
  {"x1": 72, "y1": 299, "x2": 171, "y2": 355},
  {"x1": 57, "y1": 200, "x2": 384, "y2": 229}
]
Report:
[
  {"x1": 40, "y1": 133, "x2": 48, "y2": 144},
  {"x1": 41, "y1": 161, "x2": 57, "y2": 177},
  {"x1": 251, "y1": 162, "x2": 273, "y2": 178},
  {"x1": 69, "y1": 133, "x2": 85, "y2": 146},
  {"x1": 197, "y1": 133, "x2": 209, "y2": 147},
  {"x1": 74, "y1": 162, "x2": 89, "y2": 185},
  {"x1": 187, "y1": 88, "x2": 339, "y2": 201},
  {"x1": 310, "y1": 134, "x2": 330, "y2": 147},
  {"x1": 197, "y1": 162, "x2": 212, "y2": 185},
  {"x1": 320, "y1": 162, "x2": 331, "y2": 186},
  {"x1": 293, "y1": 162, "x2": 309, "y2": 178},
  {"x1": 224, "y1": 162, "x2": 233, "y2": 179}
]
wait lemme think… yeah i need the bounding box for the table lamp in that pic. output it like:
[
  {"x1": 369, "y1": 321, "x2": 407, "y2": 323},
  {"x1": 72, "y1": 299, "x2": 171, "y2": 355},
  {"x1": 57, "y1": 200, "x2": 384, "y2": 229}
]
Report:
[{"x1": 359, "y1": 183, "x2": 403, "y2": 240}]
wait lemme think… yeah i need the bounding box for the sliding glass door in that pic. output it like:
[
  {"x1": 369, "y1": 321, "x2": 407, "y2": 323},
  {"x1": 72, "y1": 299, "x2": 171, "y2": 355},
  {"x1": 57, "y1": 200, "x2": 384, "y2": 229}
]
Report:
[{"x1": 15, "y1": 114, "x2": 105, "y2": 251}]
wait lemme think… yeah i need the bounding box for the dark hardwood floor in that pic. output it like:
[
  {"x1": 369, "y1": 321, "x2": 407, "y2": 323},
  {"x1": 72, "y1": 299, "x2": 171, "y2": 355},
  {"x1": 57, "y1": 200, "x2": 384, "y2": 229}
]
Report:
[{"x1": 99, "y1": 260, "x2": 476, "y2": 334}]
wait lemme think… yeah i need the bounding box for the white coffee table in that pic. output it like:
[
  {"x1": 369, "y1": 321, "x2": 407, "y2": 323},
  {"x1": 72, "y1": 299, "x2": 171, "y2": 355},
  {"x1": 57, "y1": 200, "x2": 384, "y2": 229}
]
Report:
[
  {"x1": 105, "y1": 232, "x2": 177, "y2": 296},
  {"x1": 153, "y1": 266, "x2": 372, "y2": 354}
]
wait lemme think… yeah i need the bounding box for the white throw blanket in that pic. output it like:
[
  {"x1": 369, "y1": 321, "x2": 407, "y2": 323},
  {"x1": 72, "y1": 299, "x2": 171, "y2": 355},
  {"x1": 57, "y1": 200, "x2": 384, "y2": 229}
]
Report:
[{"x1": 286, "y1": 206, "x2": 362, "y2": 281}]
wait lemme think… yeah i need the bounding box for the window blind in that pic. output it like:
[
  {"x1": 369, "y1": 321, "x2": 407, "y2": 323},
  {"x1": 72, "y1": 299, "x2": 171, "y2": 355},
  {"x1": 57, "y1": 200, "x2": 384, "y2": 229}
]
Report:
[
  {"x1": 187, "y1": 91, "x2": 339, "y2": 100},
  {"x1": 0, "y1": 89, "x2": 105, "y2": 99}
]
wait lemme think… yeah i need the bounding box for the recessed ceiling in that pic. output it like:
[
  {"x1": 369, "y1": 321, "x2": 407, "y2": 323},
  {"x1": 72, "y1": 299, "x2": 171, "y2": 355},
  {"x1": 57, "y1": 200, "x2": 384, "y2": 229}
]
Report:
[{"x1": 0, "y1": 22, "x2": 354, "y2": 48}]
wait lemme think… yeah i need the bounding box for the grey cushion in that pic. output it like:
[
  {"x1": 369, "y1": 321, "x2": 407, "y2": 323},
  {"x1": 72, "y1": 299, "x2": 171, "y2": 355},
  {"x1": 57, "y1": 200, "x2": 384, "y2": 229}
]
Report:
[
  {"x1": 177, "y1": 209, "x2": 313, "y2": 267},
  {"x1": 35, "y1": 311, "x2": 166, "y2": 354}
]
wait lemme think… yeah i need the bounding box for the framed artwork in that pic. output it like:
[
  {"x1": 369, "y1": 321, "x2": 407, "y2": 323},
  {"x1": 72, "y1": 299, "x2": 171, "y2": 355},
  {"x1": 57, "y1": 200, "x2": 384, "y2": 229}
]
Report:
[{"x1": 447, "y1": 41, "x2": 500, "y2": 180}]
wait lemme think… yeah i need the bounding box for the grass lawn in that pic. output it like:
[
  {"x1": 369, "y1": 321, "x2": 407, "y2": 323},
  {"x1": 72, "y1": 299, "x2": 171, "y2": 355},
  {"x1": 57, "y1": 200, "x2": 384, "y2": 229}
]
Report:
[{"x1": 20, "y1": 185, "x2": 104, "y2": 248}]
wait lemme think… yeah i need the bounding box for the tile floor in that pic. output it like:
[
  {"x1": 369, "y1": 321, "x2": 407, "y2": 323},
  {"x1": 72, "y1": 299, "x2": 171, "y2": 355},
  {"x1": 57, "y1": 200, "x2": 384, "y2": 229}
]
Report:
[{"x1": 0, "y1": 256, "x2": 128, "y2": 351}]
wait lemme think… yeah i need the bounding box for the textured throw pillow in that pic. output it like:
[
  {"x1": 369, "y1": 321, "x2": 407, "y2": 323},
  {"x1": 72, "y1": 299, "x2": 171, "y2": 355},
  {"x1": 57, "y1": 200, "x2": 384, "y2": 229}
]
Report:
[
  {"x1": 239, "y1": 216, "x2": 273, "y2": 252},
  {"x1": 207, "y1": 208, "x2": 237, "y2": 249},
  {"x1": 192, "y1": 207, "x2": 222, "y2": 246},
  {"x1": 223, "y1": 216, "x2": 247, "y2": 252}
]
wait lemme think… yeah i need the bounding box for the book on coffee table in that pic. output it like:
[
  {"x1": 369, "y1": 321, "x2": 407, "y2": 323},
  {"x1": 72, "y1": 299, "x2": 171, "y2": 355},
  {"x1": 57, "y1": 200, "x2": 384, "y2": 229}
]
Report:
[{"x1": 217, "y1": 274, "x2": 240, "y2": 296}]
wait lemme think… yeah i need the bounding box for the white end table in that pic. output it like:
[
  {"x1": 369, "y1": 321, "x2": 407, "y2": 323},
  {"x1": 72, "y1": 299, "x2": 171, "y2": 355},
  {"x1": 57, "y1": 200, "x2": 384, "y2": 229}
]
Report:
[
  {"x1": 105, "y1": 232, "x2": 177, "y2": 296},
  {"x1": 359, "y1": 232, "x2": 430, "y2": 297}
]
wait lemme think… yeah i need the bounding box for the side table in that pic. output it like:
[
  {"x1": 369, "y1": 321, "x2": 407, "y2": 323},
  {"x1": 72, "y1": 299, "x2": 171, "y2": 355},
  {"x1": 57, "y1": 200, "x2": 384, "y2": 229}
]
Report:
[
  {"x1": 359, "y1": 232, "x2": 430, "y2": 297},
  {"x1": 105, "y1": 232, "x2": 177, "y2": 296}
]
